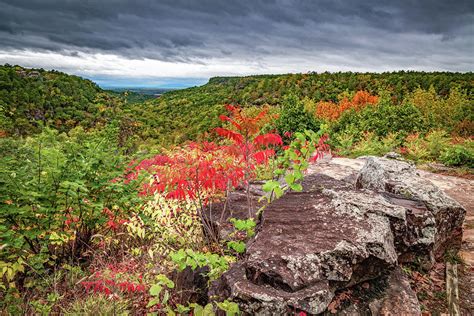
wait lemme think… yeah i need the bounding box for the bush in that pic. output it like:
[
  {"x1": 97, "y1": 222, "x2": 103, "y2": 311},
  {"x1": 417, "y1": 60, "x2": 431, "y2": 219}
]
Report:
[
  {"x1": 0, "y1": 127, "x2": 143, "y2": 294},
  {"x1": 333, "y1": 132, "x2": 356, "y2": 157},
  {"x1": 274, "y1": 94, "x2": 320, "y2": 141},
  {"x1": 410, "y1": 86, "x2": 472, "y2": 133},
  {"x1": 349, "y1": 132, "x2": 401, "y2": 157},
  {"x1": 315, "y1": 90, "x2": 378, "y2": 121},
  {"x1": 424, "y1": 130, "x2": 450, "y2": 159},
  {"x1": 441, "y1": 141, "x2": 474, "y2": 167},
  {"x1": 332, "y1": 102, "x2": 426, "y2": 140}
]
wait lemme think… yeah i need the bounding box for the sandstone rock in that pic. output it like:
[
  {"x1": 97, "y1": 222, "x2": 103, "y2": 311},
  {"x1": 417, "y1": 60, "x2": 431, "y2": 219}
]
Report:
[
  {"x1": 369, "y1": 267, "x2": 421, "y2": 316},
  {"x1": 356, "y1": 156, "x2": 466, "y2": 260},
  {"x1": 210, "y1": 157, "x2": 466, "y2": 314}
]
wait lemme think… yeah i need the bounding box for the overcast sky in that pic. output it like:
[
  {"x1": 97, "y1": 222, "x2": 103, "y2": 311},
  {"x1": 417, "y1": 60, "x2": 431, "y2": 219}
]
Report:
[{"x1": 0, "y1": 0, "x2": 473, "y2": 88}]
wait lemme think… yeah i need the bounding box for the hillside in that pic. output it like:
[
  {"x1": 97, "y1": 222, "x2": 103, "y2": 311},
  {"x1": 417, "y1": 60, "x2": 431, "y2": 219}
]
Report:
[
  {"x1": 2, "y1": 66, "x2": 472, "y2": 144},
  {"x1": 150, "y1": 71, "x2": 474, "y2": 143},
  {"x1": 0, "y1": 65, "x2": 125, "y2": 136}
]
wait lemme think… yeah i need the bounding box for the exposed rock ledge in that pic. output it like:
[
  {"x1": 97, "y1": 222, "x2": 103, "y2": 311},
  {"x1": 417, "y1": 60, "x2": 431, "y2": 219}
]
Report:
[{"x1": 210, "y1": 156, "x2": 466, "y2": 315}]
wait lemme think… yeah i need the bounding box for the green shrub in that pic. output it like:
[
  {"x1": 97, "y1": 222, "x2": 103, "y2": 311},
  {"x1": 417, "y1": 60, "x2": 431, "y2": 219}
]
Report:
[
  {"x1": 274, "y1": 94, "x2": 320, "y2": 141},
  {"x1": 348, "y1": 132, "x2": 401, "y2": 157},
  {"x1": 404, "y1": 134, "x2": 431, "y2": 162},
  {"x1": 425, "y1": 130, "x2": 450, "y2": 159},
  {"x1": 410, "y1": 86, "x2": 472, "y2": 132},
  {"x1": 332, "y1": 102, "x2": 426, "y2": 140},
  {"x1": 0, "y1": 126, "x2": 143, "y2": 292},
  {"x1": 332, "y1": 132, "x2": 356, "y2": 157},
  {"x1": 441, "y1": 141, "x2": 474, "y2": 167}
]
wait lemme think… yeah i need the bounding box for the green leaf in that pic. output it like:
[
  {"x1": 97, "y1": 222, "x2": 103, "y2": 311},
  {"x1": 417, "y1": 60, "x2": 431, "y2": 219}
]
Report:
[
  {"x1": 156, "y1": 274, "x2": 175, "y2": 289},
  {"x1": 289, "y1": 183, "x2": 303, "y2": 191},
  {"x1": 176, "y1": 304, "x2": 190, "y2": 313},
  {"x1": 216, "y1": 301, "x2": 240, "y2": 316},
  {"x1": 273, "y1": 186, "x2": 284, "y2": 198},
  {"x1": 162, "y1": 290, "x2": 170, "y2": 305},
  {"x1": 192, "y1": 304, "x2": 204, "y2": 316},
  {"x1": 262, "y1": 180, "x2": 279, "y2": 192},
  {"x1": 147, "y1": 297, "x2": 161, "y2": 308},
  {"x1": 227, "y1": 241, "x2": 246, "y2": 254},
  {"x1": 149, "y1": 284, "x2": 162, "y2": 296},
  {"x1": 294, "y1": 170, "x2": 303, "y2": 180},
  {"x1": 203, "y1": 303, "x2": 215, "y2": 316},
  {"x1": 284, "y1": 173, "x2": 295, "y2": 185}
]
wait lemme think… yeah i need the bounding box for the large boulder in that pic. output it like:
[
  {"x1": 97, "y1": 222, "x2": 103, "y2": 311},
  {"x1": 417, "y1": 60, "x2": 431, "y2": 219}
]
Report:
[
  {"x1": 210, "y1": 156, "x2": 466, "y2": 315},
  {"x1": 356, "y1": 156, "x2": 466, "y2": 260}
]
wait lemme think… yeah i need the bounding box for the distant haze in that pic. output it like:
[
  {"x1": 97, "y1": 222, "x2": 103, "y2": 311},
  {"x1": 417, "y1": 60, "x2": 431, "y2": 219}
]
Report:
[{"x1": 0, "y1": 0, "x2": 473, "y2": 88}]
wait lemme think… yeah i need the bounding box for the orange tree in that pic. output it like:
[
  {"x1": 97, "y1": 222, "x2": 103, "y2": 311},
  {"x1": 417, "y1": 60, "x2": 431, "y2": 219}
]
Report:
[{"x1": 316, "y1": 91, "x2": 379, "y2": 121}]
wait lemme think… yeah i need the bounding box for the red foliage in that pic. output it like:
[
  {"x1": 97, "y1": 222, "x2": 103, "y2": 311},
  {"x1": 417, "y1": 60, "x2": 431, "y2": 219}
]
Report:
[
  {"x1": 310, "y1": 134, "x2": 331, "y2": 162},
  {"x1": 81, "y1": 277, "x2": 146, "y2": 295},
  {"x1": 81, "y1": 260, "x2": 147, "y2": 297},
  {"x1": 215, "y1": 104, "x2": 282, "y2": 167},
  {"x1": 131, "y1": 142, "x2": 246, "y2": 202},
  {"x1": 315, "y1": 91, "x2": 379, "y2": 121},
  {"x1": 82, "y1": 260, "x2": 146, "y2": 296},
  {"x1": 131, "y1": 105, "x2": 282, "y2": 202},
  {"x1": 254, "y1": 134, "x2": 283, "y2": 147},
  {"x1": 215, "y1": 127, "x2": 244, "y2": 143},
  {"x1": 102, "y1": 207, "x2": 128, "y2": 231}
]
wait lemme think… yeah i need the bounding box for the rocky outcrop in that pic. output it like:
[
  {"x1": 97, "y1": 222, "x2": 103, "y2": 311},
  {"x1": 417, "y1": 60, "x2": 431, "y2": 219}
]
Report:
[
  {"x1": 210, "y1": 156, "x2": 466, "y2": 315},
  {"x1": 356, "y1": 156, "x2": 466, "y2": 261}
]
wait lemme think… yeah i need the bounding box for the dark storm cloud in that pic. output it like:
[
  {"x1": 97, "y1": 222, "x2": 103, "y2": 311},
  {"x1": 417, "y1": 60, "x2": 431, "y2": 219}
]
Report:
[{"x1": 0, "y1": 0, "x2": 473, "y2": 70}]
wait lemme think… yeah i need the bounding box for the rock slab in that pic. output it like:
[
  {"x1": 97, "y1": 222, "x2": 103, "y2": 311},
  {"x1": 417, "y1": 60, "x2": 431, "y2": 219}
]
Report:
[{"x1": 211, "y1": 156, "x2": 466, "y2": 315}]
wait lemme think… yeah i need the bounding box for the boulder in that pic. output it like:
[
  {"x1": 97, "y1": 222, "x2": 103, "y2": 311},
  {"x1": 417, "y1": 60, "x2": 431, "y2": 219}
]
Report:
[
  {"x1": 356, "y1": 156, "x2": 466, "y2": 260},
  {"x1": 210, "y1": 157, "x2": 466, "y2": 315}
]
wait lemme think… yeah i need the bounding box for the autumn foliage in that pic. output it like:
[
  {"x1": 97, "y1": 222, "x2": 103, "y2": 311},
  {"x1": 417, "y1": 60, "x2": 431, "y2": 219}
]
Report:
[
  {"x1": 130, "y1": 142, "x2": 246, "y2": 201},
  {"x1": 315, "y1": 90, "x2": 379, "y2": 121},
  {"x1": 216, "y1": 104, "x2": 282, "y2": 166},
  {"x1": 130, "y1": 105, "x2": 282, "y2": 205}
]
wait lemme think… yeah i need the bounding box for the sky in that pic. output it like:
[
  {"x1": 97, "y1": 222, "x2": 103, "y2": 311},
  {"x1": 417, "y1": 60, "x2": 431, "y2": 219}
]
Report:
[{"x1": 0, "y1": 0, "x2": 473, "y2": 88}]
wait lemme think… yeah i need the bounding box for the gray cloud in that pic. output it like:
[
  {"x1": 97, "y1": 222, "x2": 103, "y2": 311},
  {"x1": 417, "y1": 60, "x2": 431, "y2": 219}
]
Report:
[{"x1": 0, "y1": 0, "x2": 473, "y2": 74}]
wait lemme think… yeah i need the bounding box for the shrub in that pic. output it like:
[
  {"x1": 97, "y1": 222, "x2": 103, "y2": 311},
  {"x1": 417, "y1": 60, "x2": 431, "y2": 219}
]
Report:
[
  {"x1": 349, "y1": 132, "x2": 401, "y2": 157},
  {"x1": 333, "y1": 132, "x2": 356, "y2": 157},
  {"x1": 410, "y1": 86, "x2": 471, "y2": 132},
  {"x1": 331, "y1": 102, "x2": 426, "y2": 140},
  {"x1": 0, "y1": 127, "x2": 142, "y2": 293},
  {"x1": 403, "y1": 133, "x2": 431, "y2": 162},
  {"x1": 424, "y1": 130, "x2": 450, "y2": 159},
  {"x1": 275, "y1": 94, "x2": 320, "y2": 141},
  {"x1": 124, "y1": 193, "x2": 203, "y2": 254},
  {"x1": 441, "y1": 141, "x2": 474, "y2": 167}
]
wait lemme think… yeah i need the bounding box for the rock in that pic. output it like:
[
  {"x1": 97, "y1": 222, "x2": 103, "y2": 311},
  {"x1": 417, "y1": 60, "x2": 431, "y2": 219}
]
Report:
[
  {"x1": 356, "y1": 156, "x2": 466, "y2": 260},
  {"x1": 383, "y1": 151, "x2": 403, "y2": 160},
  {"x1": 210, "y1": 157, "x2": 466, "y2": 314},
  {"x1": 369, "y1": 267, "x2": 421, "y2": 315}
]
